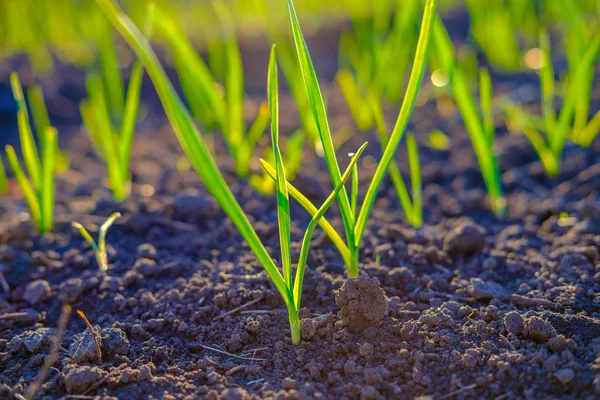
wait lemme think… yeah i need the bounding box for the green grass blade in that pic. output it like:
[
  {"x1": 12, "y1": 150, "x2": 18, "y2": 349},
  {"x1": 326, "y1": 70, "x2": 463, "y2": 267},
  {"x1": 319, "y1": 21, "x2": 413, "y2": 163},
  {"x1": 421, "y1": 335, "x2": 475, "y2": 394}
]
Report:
[
  {"x1": 287, "y1": 0, "x2": 354, "y2": 241},
  {"x1": 214, "y1": 1, "x2": 246, "y2": 176},
  {"x1": 94, "y1": 0, "x2": 291, "y2": 303},
  {"x1": 268, "y1": 45, "x2": 292, "y2": 288},
  {"x1": 479, "y1": 67, "x2": 494, "y2": 145},
  {"x1": 97, "y1": 212, "x2": 121, "y2": 271},
  {"x1": 40, "y1": 127, "x2": 57, "y2": 233},
  {"x1": 5, "y1": 145, "x2": 42, "y2": 230},
  {"x1": 430, "y1": 16, "x2": 504, "y2": 217},
  {"x1": 98, "y1": 20, "x2": 125, "y2": 121},
  {"x1": 80, "y1": 99, "x2": 106, "y2": 159},
  {"x1": 260, "y1": 159, "x2": 351, "y2": 266},
  {"x1": 10, "y1": 72, "x2": 42, "y2": 190},
  {"x1": 368, "y1": 73, "x2": 416, "y2": 226},
  {"x1": 71, "y1": 221, "x2": 102, "y2": 269},
  {"x1": 355, "y1": 0, "x2": 437, "y2": 246},
  {"x1": 350, "y1": 153, "x2": 358, "y2": 218},
  {"x1": 27, "y1": 84, "x2": 70, "y2": 173},
  {"x1": 246, "y1": 102, "x2": 270, "y2": 150},
  {"x1": 27, "y1": 85, "x2": 51, "y2": 139},
  {"x1": 154, "y1": 8, "x2": 226, "y2": 127},
  {"x1": 406, "y1": 134, "x2": 422, "y2": 226},
  {"x1": 539, "y1": 29, "x2": 556, "y2": 143},
  {"x1": 87, "y1": 72, "x2": 125, "y2": 201},
  {"x1": 552, "y1": 34, "x2": 600, "y2": 157},
  {"x1": 0, "y1": 155, "x2": 8, "y2": 194},
  {"x1": 293, "y1": 142, "x2": 367, "y2": 310},
  {"x1": 119, "y1": 61, "x2": 143, "y2": 184},
  {"x1": 522, "y1": 125, "x2": 558, "y2": 177},
  {"x1": 336, "y1": 69, "x2": 373, "y2": 130},
  {"x1": 578, "y1": 110, "x2": 600, "y2": 147}
]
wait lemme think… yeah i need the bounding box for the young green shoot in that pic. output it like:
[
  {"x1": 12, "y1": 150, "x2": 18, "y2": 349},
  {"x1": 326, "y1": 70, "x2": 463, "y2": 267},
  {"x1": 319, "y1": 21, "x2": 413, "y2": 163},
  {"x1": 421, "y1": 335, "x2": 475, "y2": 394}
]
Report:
[
  {"x1": 432, "y1": 17, "x2": 505, "y2": 217},
  {"x1": 275, "y1": 0, "x2": 436, "y2": 277},
  {"x1": 27, "y1": 84, "x2": 70, "y2": 173},
  {"x1": 503, "y1": 28, "x2": 600, "y2": 175},
  {"x1": 80, "y1": 11, "x2": 152, "y2": 201},
  {"x1": 0, "y1": 155, "x2": 8, "y2": 194},
  {"x1": 94, "y1": 0, "x2": 364, "y2": 344},
  {"x1": 154, "y1": 2, "x2": 270, "y2": 178},
  {"x1": 71, "y1": 212, "x2": 121, "y2": 272},
  {"x1": 5, "y1": 72, "x2": 57, "y2": 233}
]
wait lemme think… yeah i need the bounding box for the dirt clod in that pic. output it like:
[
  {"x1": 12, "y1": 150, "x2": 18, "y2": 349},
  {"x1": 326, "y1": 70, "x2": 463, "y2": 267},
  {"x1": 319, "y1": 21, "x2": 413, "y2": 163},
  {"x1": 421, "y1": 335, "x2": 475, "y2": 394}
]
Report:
[
  {"x1": 443, "y1": 219, "x2": 486, "y2": 255},
  {"x1": 58, "y1": 278, "x2": 84, "y2": 304},
  {"x1": 554, "y1": 368, "x2": 575, "y2": 385},
  {"x1": 524, "y1": 316, "x2": 556, "y2": 343},
  {"x1": 504, "y1": 311, "x2": 525, "y2": 336},
  {"x1": 23, "y1": 279, "x2": 52, "y2": 305},
  {"x1": 335, "y1": 276, "x2": 387, "y2": 332},
  {"x1": 65, "y1": 366, "x2": 105, "y2": 394}
]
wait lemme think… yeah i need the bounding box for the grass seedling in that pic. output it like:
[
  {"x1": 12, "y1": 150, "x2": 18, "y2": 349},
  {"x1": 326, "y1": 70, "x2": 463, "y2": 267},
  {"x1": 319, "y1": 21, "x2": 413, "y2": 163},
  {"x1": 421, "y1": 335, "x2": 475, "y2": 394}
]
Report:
[
  {"x1": 27, "y1": 84, "x2": 70, "y2": 173},
  {"x1": 154, "y1": 2, "x2": 270, "y2": 178},
  {"x1": 503, "y1": 29, "x2": 600, "y2": 175},
  {"x1": 0, "y1": 155, "x2": 8, "y2": 194},
  {"x1": 5, "y1": 72, "x2": 57, "y2": 233},
  {"x1": 71, "y1": 212, "x2": 121, "y2": 272},
  {"x1": 79, "y1": 12, "x2": 152, "y2": 201},
  {"x1": 94, "y1": 0, "x2": 366, "y2": 344},
  {"x1": 260, "y1": 0, "x2": 436, "y2": 277},
  {"x1": 432, "y1": 17, "x2": 505, "y2": 217}
]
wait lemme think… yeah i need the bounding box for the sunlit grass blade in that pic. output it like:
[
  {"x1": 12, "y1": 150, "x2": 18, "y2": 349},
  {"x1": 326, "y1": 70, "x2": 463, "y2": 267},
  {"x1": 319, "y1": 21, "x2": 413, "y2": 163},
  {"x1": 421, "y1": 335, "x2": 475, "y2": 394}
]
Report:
[
  {"x1": 268, "y1": 46, "x2": 292, "y2": 288},
  {"x1": 287, "y1": 0, "x2": 354, "y2": 242},
  {"x1": 153, "y1": 8, "x2": 225, "y2": 128},
  {"x1": 40, "y1": 127, "x2": 57, "y2": 233},
  {"x1": 94, "y1": 0, "x2": 289, "y2": 301},
  {"x1": 5, "y1": 145, "x2": 42, "y2": 229},
  {"x1": 72, "y1": 212, "x2": 120, "y2": 271},
  {"x1": 10, "y1": 72, "x2": 41, "y2": 190},
  {"x1": 479, "y1": 67, "x2": 494, "y2": 145},
  {"x1": 119, "y1": 61, "x2": 144, "y2": 184},
  {"x1": 577, "y1": 110, "x2": 600, "y2": 147},
  {"x1": 406, "y1": 134, "x2": 422, "y2": 226},
  {"x1": 291, "y1": 141, "x2": 367, "y2": 321},
  {"x1": 539, "y1": 29, "x2": 556, "y2": 143},
  {"x1": 0, "y1": 155, "x2": 8, "y2": 194},
  {"x1": 86, "y1": 72, "x2": 126, "y2": 201},
  {"x1": 80, "y1": 100, "x2": 105, "y2": 159},
  {"x1": 27, "y1": 84, "x2": 70, "y2": 173},
  {"x1": 355, "y1": 0, "x2": 437, "y2": 243},
  {"x1": 336, "y1": 69, "x2": 373, "y2": 130},
  {"x1": 430, "y1": 15, "x2": 504, "y2": 217},
  {"x1": 260, "y1": 160, "x2": 351, "y2": 266},
  {"x1": 97, "y1": 20, "x2": 125, "y2": 121}
]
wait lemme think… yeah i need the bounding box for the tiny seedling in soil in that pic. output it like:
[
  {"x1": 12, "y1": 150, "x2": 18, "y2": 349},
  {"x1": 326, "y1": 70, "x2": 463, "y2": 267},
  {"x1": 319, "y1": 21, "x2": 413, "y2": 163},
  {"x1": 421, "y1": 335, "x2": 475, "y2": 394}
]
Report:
[
  {"x1": 5, "y1": 72, "x2": 58, "y2": 233},
  {"x1": 71, "y1": 212, "x2": 121, "y2": 272}
]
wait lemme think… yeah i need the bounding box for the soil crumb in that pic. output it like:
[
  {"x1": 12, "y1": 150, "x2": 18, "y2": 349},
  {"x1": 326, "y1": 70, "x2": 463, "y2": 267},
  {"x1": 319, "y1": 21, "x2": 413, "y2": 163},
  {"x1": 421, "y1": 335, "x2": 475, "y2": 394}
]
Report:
[{"x1": 335, "y1": 275, "x2": 388, "y2": 332}]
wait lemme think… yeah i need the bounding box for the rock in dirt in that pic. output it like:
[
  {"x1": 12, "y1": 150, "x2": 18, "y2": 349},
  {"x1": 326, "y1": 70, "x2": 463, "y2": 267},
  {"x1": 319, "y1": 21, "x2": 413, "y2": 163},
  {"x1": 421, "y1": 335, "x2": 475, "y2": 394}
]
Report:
[
  {"x1": 168, "y1": 191, "x2": 213, "y2": 221},
  {"x1": 219, "y1": 387, "x2": 250, "y2": 400},
  {"x1": 467, "y1": 278, "x2": 510, "y2": 301},
  {"x1": 102, "y1": 327, "x2": 130, "y2": 357},
  {"x1": 554, "y1": 368, "x2": 575, "y2": 385},
  {"x1": 504, "y1": 311, "x2": 525, "y2": 336},
  {"x1": 335, "y1": 275, "x2": 387, "y2": 332},
  {"x1": 524, "y1": 316, "x2": 556, "y2": 343},
  {"x1": 69, "y1": 325, "x2": 102, "y2": 364},
  {"x1": 7, "y1": 327, "x2": 55, "y2": 352},
  {"x1": 443, "y1": 219, "x2": 486, "y2": 255},
  {"x1": 65, "y1": 366, "x2": 105, "y2": 394},
  {"x1": 59, "y1": 278, "x2": 84, "y2": 304},
  {"x1": 23, "y1": 279, "x2": 52, "y2": 305},
  {"x1": 300, "y1": 318, "x2": 317, "y2": 340}
]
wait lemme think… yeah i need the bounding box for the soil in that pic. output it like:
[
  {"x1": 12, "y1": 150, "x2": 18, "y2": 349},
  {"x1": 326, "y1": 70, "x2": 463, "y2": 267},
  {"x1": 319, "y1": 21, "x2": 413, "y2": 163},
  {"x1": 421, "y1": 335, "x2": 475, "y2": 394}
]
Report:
[{"x1": 1, "y1": 12, "x2": 600, "y2": 400}]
